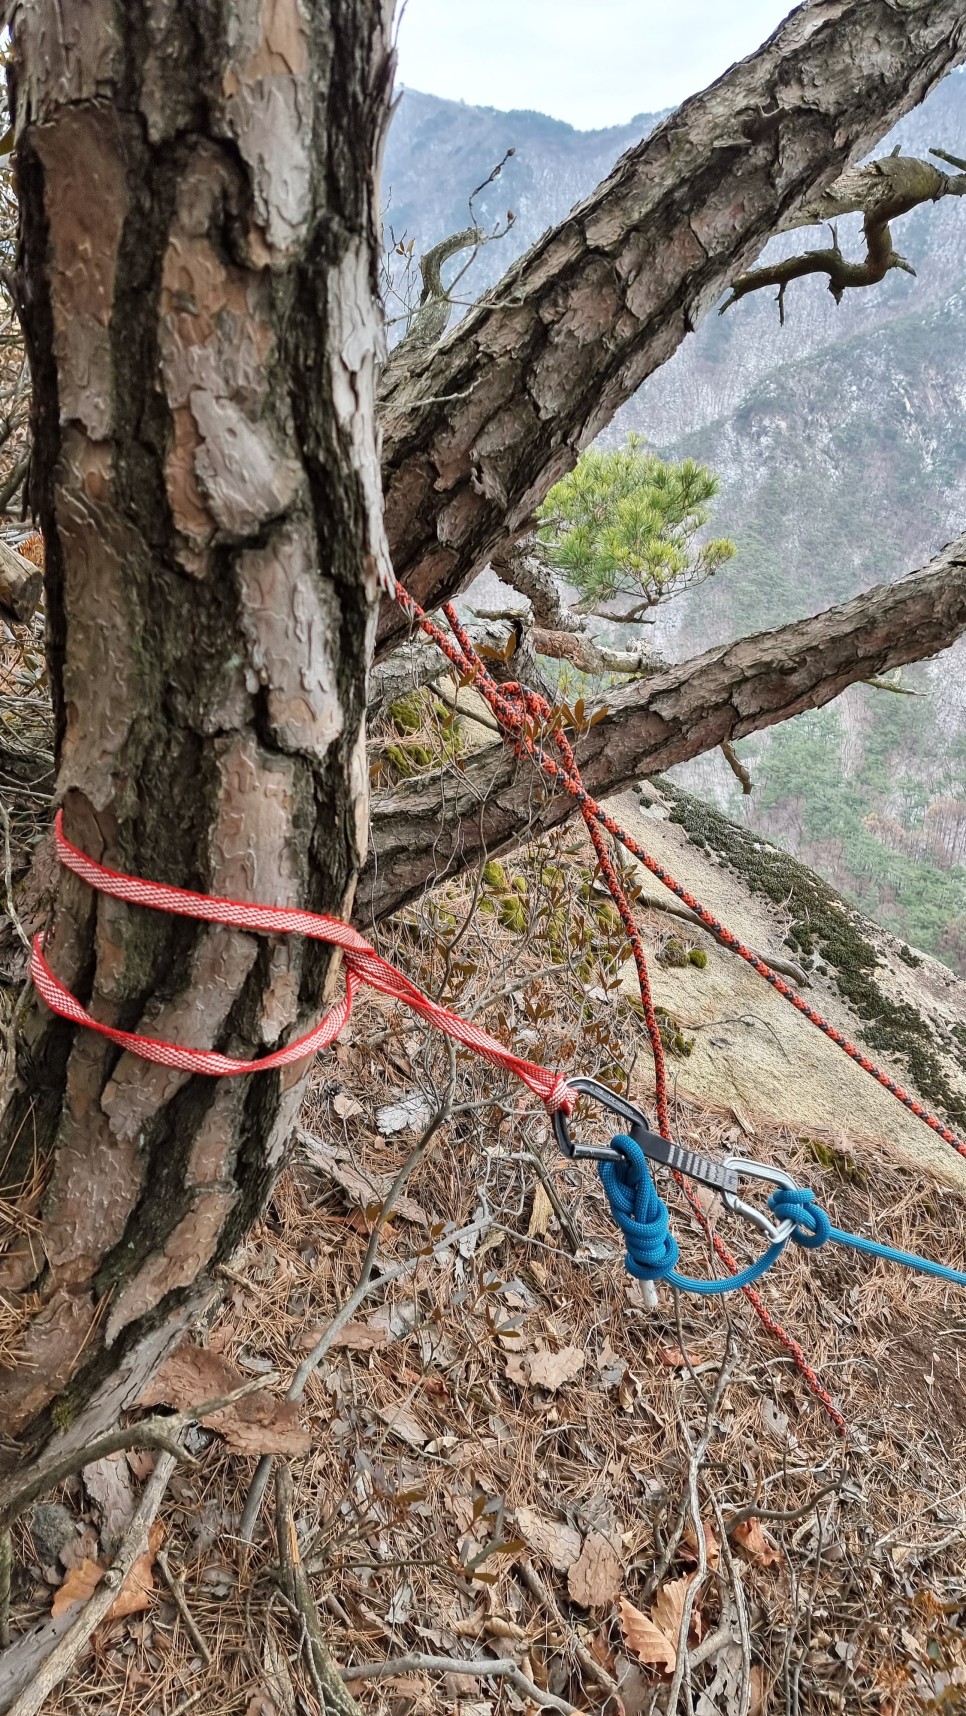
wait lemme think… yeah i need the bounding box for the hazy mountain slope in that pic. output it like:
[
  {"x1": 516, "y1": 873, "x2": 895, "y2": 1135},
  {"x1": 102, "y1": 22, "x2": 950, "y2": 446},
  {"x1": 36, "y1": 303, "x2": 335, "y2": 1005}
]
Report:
[{"x1": 383, "y1": 73, "x2": 966, "y2": 972}]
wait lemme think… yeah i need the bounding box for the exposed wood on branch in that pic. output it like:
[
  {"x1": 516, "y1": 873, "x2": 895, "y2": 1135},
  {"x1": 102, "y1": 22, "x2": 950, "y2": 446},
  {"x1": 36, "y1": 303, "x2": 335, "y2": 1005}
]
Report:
[
  {"x1": 377, "y1": 1, "x2": 966, "y2": 652},
  {"x1": 360, "y1": 535, "x2": 966, "y2": 921},
  {"x1": 0, "y1": 540, "x2": 41, "y2": 627}
]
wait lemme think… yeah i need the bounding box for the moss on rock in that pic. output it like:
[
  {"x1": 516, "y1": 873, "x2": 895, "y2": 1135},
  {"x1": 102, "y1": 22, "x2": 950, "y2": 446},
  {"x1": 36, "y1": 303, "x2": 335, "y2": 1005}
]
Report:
[{"x1": 657, "y1": 778, "x2": 966, "y2": 1129}]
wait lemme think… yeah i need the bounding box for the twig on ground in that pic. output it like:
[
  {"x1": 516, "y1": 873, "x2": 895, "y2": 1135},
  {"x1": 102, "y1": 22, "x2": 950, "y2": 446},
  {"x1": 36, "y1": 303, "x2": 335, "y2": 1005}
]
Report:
[
  {"x1": 0, "y1": 1525, "x2": 10, "y2": 1649},
  {"x1": 156, "y1": 1548, "x2": 212, "y2": 1666},
  {"x1": 6, "y1": 1451, "x2": 177, "y2": 1716},
  {"x1": 0, "y1": 797, "x2": 29, "y2": 952},
  {"x1": 709, "y1": 1496, "x2": 752, "y2": 1716},
  {"x1": 724, "y1": 1477, "x2": 844, "y2": 1535},
  {"x1": 239, "y1": 1072, "x2": 462, "y2": 1542},
  {"x1": 512, "y1": 1150, "x2": 583, "y2": 1255},
  {"x1": 273, "y1": 1462, "x2": 363, "y2": 1716},
  {"x1": 0, "y1": 1374, "x2": 279, "y2": 1531},
  {"x1": 516, "y1": 1556, "x2": 620, "y2": 1697},
  {"x1": 341, "y1": 1651, "x2": 580, "y2": 1713},
  {"x1": 644, "y1": 1325, "x2": 738, "y2": 1604},
  {"x1": 635, "y1": 891, "x2": 810, "y2": 987}
]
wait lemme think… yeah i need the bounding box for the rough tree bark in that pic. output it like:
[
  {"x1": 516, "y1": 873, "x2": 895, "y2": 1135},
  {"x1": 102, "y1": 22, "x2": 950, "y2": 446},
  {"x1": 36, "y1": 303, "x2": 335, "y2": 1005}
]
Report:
[
  {"x1": 0, "y1": 0, "x2": 393, "y2": 1492},
  {"x1": 376, "y1": 0, "x2": 966, "y2": 651},
  {"x1": 361, "y1": 536, "x2": 966, "y2": 921}
]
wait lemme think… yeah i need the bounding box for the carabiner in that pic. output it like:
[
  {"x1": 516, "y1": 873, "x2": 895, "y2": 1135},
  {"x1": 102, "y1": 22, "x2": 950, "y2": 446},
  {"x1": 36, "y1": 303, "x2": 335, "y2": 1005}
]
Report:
[
  {"x1": 721, "y1": 1158, "x2": 799, "y2": 1245},
  {"x1": 553, "y1": 1077, "x2": 740, "y2": 1195}
]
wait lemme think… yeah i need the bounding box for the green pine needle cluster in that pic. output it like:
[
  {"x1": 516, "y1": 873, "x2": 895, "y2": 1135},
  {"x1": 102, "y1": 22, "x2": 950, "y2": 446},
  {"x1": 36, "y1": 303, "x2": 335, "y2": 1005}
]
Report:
[{"x1": 536, "y1": 434, "x2": 735, "y2": 616}]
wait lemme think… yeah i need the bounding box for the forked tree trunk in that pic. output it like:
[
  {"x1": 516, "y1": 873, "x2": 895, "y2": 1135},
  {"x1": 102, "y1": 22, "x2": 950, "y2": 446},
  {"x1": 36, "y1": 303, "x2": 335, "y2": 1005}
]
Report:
[{"x1": 0, "y1": 0, "x2": 393, "y2": 1485}]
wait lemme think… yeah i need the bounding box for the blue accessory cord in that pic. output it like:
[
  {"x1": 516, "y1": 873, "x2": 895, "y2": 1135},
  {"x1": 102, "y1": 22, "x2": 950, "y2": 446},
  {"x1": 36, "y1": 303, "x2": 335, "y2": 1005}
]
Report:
[{"x1": 599, "y1": 1134, "x2": 966, "y2": 1295}]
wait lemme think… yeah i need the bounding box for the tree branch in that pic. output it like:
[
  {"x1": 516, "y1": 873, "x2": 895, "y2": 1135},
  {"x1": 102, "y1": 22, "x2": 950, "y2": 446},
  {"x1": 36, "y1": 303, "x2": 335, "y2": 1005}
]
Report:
[
  {"x1": 360, "y1": 534, "x2": 966, "y2": 921},
  {"x1": 377, "y1": 1, "x2": 966, "y2": 651},
  {"x1": 719, "y1": 152, "x2": 965, "y2": 320}
]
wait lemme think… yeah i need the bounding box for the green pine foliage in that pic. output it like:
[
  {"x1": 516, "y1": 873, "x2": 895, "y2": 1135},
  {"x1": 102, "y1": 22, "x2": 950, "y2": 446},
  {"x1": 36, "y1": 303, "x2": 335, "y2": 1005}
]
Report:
[
  {"x1": 536, "y1": 434, "x2": 735, "y2": 617},
  {"x1": 725, "y1": 693, "x2": 966, "y2": 973}
]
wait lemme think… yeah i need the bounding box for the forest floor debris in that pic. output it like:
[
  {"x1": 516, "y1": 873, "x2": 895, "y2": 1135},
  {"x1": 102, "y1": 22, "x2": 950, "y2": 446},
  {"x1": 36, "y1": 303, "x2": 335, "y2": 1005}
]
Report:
[{"x1": 7, "y1": 824, "x2": 966, "y2": 1715}]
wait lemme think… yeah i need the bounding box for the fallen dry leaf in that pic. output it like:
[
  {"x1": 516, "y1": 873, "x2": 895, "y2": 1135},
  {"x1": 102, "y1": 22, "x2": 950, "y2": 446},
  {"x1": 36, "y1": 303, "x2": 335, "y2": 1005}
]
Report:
[
  {"x1": 137, "y1": 1342, "x2": 311, "y2": 1456},
  {"x1": 332, "y1": 1092, "x2": 363, "y2": 1120},
  {"x1": 680, "y1": 1519, "x2": 720, "y2": 1569},
  {"x1": 375, "y1": 1402, "x2": 428, "y2": 1448},
  {"x1": 322, "y1": 1319, "x2": 390, "y2": 1352},
  {"x1": 651, "y1": 1577, "x2": 694, "y2": 1649},
  {"x1": 301, "y1": 1133, "x2": 427, "y2": 1223},
  {"x1": 105, "y1": 1519, "x2": 165, "y2": 1621},
  {"x1": 656, "y1": 1344, "x2": 688, "y2": 1368},
  {"x1": 567, "y1": 1531, "x2": 623, "y2": 1607},
  {"x1": 514, "y1": 1506, "x2": 582, "y2": 1572},
  {"x1": 617, "y1": 1595, "x2": 676, "y2": 1674},
  {"x1": 51, "y1": 1556, "x2": 103, "y2": 1617},
  {"x1": 59, "y1": 1525, "x2": 100, "y2": 1573},
  {"x1": 527, "y1": 1181, "x2": 555, "y2": 1239},
  {"x1": 731, "y1": 1517, "x2": 781, "y2": 1567},
  {"x1": 505, "y1": 1344, "x2": 584, "y2": 1392}
]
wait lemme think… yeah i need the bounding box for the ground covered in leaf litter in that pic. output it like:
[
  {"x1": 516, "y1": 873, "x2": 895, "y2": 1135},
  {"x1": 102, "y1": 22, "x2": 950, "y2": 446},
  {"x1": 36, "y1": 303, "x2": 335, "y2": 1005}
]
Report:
[{"x1": 10, "y1": 829, "x2": 966, "y2": 1716}]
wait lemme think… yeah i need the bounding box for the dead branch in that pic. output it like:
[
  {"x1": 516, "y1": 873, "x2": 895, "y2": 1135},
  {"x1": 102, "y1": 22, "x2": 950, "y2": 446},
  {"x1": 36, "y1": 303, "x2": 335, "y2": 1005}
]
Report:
[
  {"x1": 0, "y1": 1374, "x2": 278, "y2": 1532},
  {"x1": 515, "y1": 1557, "x2": 620, "y2": 1697},
  {"x1": 341, "y1": 1651, "x2": 580, "y2": 1713},
  {"x1": 274, "y1": 1462, "x2": 363, "y2": 1716},
  {"x1": 156, "y1": 1548, "x2": 212, "y2": 1666},
  {"x1": 3, "y1": 1451, "x2": 177, "y2": 1716},
  {"x1": 632, "y1": 890, "x2": 810, "y2": 987},
  {"x1": 721, "y1": 154, "x2": 965, "y2": 322},
  {"x1": 720, "y1": 740, "x2": 753, "y2": 796},
  {"x1": 0, "y1": 540, "x2": 41, "y2": 628}
]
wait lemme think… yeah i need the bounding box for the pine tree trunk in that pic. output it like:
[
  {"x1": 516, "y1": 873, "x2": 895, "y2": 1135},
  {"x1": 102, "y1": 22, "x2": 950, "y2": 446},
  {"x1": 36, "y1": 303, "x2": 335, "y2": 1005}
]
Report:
[{"x1": 0, "y1": 0, "x2": 393, "y2": 1483}]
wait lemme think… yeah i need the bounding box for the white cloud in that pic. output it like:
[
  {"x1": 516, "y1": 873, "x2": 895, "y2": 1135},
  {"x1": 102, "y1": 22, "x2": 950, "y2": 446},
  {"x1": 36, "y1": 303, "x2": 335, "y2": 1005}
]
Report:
[{"x1": 395, "y1": 0, "x2": 794, "y2": 130}]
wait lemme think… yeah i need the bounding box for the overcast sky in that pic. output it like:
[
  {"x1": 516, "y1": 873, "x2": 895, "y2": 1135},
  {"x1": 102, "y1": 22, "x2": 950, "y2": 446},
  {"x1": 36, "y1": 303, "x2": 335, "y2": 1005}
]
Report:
[{"x1": 395, "y1": 1, "x2": 795, "y2": 131}]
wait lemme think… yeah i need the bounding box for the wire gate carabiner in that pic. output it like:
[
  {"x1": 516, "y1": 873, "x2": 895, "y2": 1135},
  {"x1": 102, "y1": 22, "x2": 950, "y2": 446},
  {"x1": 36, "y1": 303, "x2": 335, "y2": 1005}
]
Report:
[
  {"x1": 552, "y1": 1077, "x2": 739, "y2": 1189},
  {"x1": 552, "y1": 1077, "x2": 799, "y2": 1242}
]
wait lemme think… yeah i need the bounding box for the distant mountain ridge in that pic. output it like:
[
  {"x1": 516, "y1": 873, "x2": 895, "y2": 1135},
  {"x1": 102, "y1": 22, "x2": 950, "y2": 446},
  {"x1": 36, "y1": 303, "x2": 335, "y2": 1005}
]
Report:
[{"x1": 383, "y1": 74, "x2": 966, "y2": 971}]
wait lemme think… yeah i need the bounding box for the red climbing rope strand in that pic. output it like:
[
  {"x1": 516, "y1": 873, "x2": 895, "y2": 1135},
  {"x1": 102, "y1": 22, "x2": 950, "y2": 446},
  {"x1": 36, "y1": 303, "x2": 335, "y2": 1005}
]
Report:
[
  {"x1": 35, "y1": 581, "x2": 964, "y2": 1435},
  {"x1": 398, "y1": 590, "x2": 846, "y2": 1429},
  {"x1": 396, "y1": 583, "x2": 966, "y2": 1163},
  {"x1": 32, "y1": 812, "x2": 573, "y2": 1113}
]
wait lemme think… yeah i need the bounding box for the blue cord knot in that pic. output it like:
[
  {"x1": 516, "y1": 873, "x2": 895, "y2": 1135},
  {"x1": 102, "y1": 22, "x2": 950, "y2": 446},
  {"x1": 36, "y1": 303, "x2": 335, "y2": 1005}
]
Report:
[
  {"x1": 769, "y1": 1185, "x2": 832, "y2": 1251},
  {"x1": 598, "y1": 1135, "x2": 680, "y2": 1281},
  {"x1": 596, "y1": 1133, "x2": 966, "y2": 1296}
]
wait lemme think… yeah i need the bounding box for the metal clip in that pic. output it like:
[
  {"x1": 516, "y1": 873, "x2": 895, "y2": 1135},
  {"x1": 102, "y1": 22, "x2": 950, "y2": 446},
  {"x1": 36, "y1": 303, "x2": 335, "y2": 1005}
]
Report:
[
  {"x1": 721, "y1": 1158, "x2": 799, "y2": 1245},
  {"x1": 552, "y1": 1077, "x2": 740, "y2": 1195}
]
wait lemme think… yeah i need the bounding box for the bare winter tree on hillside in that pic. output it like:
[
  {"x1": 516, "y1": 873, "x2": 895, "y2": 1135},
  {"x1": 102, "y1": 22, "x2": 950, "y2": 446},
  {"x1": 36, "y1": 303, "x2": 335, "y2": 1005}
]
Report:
[{"x1": 2, "y1": 4, "x2": 966, "y2": 1701}]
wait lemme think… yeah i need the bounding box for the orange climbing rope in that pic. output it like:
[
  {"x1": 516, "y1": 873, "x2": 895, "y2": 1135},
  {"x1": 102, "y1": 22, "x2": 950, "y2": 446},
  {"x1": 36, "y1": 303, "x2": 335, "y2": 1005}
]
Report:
[{"x1": 34, "y1": 582, "x2": 966, "y2": 1435}]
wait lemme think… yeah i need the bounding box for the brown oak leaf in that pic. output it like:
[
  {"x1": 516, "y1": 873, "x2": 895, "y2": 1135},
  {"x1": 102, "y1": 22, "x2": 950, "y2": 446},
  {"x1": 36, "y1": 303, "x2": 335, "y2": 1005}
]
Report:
[
  {"x1": 651, "y1": 1576, "x2": 695, "y2": 1648},
  {"x1": 514, "y1": 1506, "x2": 582, "y2": 1572},
  {"x1": 731, "y1": 1517, "x2": 781, "y2": 1567},
  {"x1": 51, "y1": 1557, "x2": 103, "y2": 1617},
  {"x1": 105, "y1": 1519, "x2": 165, "y2": 1621},
  {"x1": 567, "y1": 1532, "x2": 623, "y2": 1607},
  {"x1": 617, "y1": 1595, "x2": 676, "y2": 1673},
  {"x1": 137, "y1": 1342, "x2": 310, "y2": 1456},
  {"x1": 505, "y1": 1344, "x2": 584, "y2": 1392}
]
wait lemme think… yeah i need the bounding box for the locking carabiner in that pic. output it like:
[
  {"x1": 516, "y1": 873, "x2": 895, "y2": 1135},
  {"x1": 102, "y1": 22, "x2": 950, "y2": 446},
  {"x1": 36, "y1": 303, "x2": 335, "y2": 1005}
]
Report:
[{"x1": 552, "y1": 1077, "x2": 740, "y2": 1195}]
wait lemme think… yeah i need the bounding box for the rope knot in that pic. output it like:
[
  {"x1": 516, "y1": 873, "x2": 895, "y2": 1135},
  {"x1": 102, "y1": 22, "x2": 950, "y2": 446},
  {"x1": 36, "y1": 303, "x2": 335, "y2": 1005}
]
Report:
[
  {"x1": 769, "y1": 1186, "x2": 832, "y2": 1251},
  {"x1": 598, "y1": 1134, "x2": 680, "y2": 1282}
]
